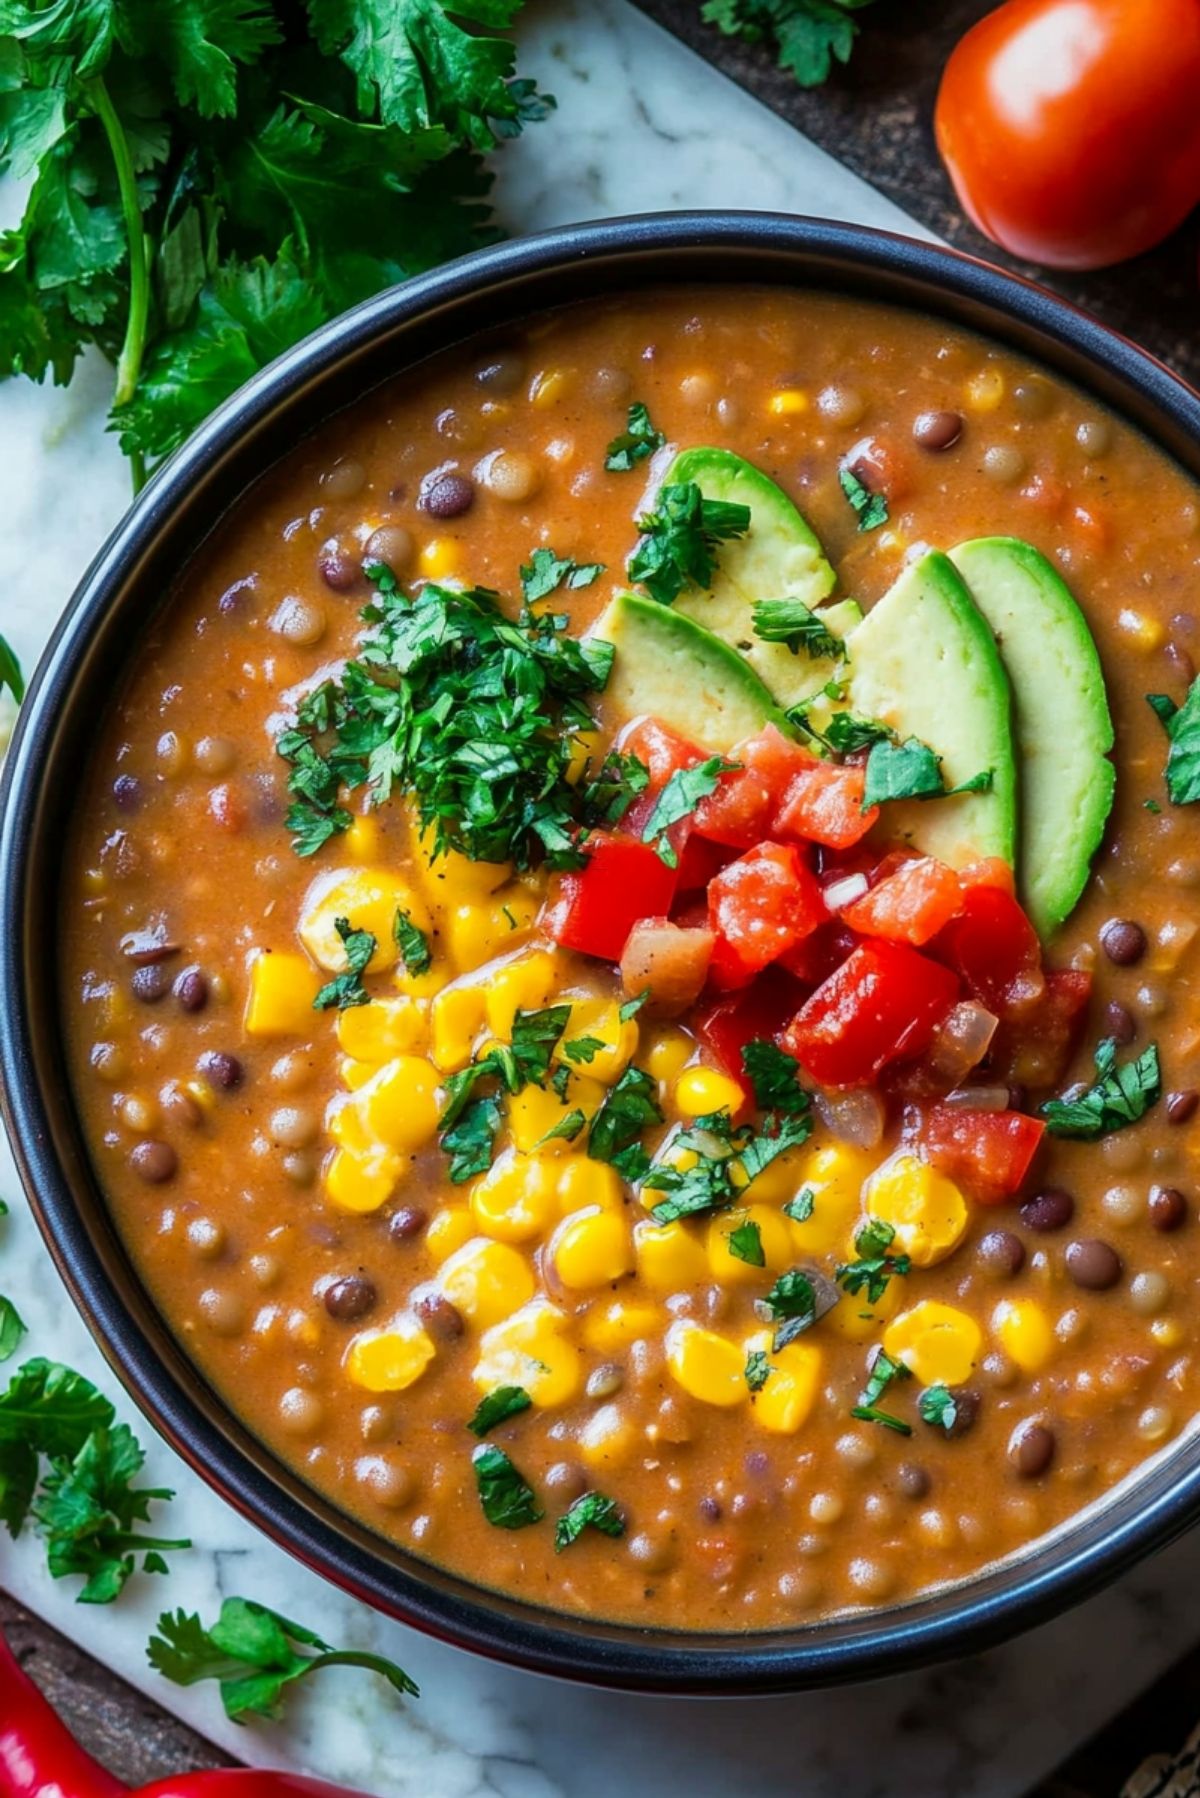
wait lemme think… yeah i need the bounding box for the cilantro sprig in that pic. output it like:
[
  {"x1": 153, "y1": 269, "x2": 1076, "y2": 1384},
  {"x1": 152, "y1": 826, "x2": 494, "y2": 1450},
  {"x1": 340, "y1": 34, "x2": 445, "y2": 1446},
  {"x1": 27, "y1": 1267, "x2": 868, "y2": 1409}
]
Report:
[
  {"x1": 851, "y1": 1347, "x2": 912, "y2": 1435},
  {"x1": 640, "y1": 756, "x2": 738, "y2": 867},
  {"x1": 472, "y1": 1443, "x2": 542, "y2": 1529},
  {"x1": 1147, "y1": 682, "x2": 1200, "y2": 805},
  {"x1": 312, "y1": 917, "x2": 376, "y2": 1010},
  {"x1": 839, "y1": 464, "x2": 889, "y2": 531},
  {"x1": 628, "y1": 481, "x2": 751, "y2": 606},
  {"x1": 554, "y1": 1490, "x2": 624, "y2": 1550},
  {"x1": 862, "y1": 736, "x2": 992, "y2": 809},
  {"x1": 836, "y1": 1218, "x2": 911, "y2": 1305},
  {"x1": 752, "y1": 597, "x2": 844, "y2": 660},
  {"x1": 605, "y1": 401, "x2": 665, "y2": 472},
  {"x1": 702, "y1": 0, "x2": 879, "y2": 88},
  {"x1": 468, "y1": 1385, "x2": 532, "y2": 1438},
  {"x1": 1042, "y1": 1039, "x2": 1161, "y2": 1140},
  {"x1": 520, "y1": 548, "x2": 604, "y2": 603}
]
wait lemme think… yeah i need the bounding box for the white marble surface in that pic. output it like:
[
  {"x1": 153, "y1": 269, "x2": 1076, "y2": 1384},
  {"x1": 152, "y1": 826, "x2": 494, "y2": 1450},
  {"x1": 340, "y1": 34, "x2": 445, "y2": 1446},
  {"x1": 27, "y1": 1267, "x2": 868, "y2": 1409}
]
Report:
[{"x1": 0, "y1": 2, "x2": 1189, "y2": 1793}]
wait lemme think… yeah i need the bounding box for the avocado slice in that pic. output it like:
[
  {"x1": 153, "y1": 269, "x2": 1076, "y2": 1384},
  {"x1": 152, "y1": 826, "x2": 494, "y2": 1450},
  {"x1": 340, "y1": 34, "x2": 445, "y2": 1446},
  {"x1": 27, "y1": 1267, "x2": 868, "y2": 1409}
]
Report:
[
  {"x1": 950, "y1": 537, "x2": 1114, "y2": 936},
  {"x1": 662, "y1": 447, "x2": 848, "y2": 708},
  {"x1": 845, "y1": 551, "x2": 1017, "y2": 870},
  {"x1": 594, "y1": 591, "x2": 790, "y2": 752}
]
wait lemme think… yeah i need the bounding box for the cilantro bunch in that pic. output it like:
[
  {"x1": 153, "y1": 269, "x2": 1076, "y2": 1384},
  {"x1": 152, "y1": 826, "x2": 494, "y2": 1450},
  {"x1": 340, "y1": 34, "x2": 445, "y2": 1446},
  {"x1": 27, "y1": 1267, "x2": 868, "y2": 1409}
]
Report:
[
  {"x1": 701, "y1": 0, "x2": 879, "y2": 88},
  {"x1": 0, "y1": 0, "x2": 550, "y2": 491}
]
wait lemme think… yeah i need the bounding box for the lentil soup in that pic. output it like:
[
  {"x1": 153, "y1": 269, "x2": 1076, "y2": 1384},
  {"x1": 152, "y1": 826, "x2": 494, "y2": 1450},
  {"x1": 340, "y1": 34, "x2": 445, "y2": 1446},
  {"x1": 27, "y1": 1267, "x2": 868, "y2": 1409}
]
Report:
[{"x1": 63, "y1": 289, "x2": 1200, "y2": 1632}]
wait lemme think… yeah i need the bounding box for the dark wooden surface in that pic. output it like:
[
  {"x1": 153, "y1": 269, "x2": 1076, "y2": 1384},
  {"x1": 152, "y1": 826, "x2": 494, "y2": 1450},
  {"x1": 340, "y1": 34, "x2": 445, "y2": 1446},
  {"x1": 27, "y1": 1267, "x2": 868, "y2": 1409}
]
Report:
[{"x1": 4, "y1": 3, "x2": 1198, "y2": 1789}]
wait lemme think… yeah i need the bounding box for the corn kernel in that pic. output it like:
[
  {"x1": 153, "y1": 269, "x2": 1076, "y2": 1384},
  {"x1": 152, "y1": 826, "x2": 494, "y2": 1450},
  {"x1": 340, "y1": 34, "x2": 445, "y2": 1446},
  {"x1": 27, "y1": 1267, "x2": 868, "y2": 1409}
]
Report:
[
  {"x1": 430, "y1": 983, "x2": 487, "y2": 1072},
  {"x1": 325, "y1": 1143, "x2": 403, "y2": 1215},
  {"x1": 345, "y1": 1314, "x2": 436, "y2": 1392},
  {"x1": 644, "y1": 1030, "x2": 693, "y2": 1092},
  {"x1": 767, "y1": 388, "x2": 809, "y2": 417},
  {"x1": 470, "y1": 1149, "x2": 560, "y2": 1243},
  {"x1": 183, "y1": 1077, "x2": 216, "y2": 1116},
  {"x1": 556, "y1": 996, "x2": 638, "y2": 1087},
  {"x1": 674, "y1": 1065, "x2": 744, "y2": 1119},
  {"x1": 356, "y1": 1057, "x2": 441, "y2": 1154},
  {"x1": 409, "y1": 819, "x2": 511, "y2": 910},
  {"x1": 343, "y1": 814, "x2": 383, "y2": 863},
  {"x1": 474, "y1": 1298, "x2": 581, "y2": 1406},
  {"x1": 744, "y1": 1329, "x2": 823, "y2": 1434},
  {"x1": 552, "y1": 1207, "x2": 634, "y2": 1290},
  {"x1": 244, "y1": 950, "x2": 320, "y2": 1038},
  {"x1": 508, "y1": 1078, "x2": 603, "y2": 1155},
  {"x1": 336, "y1": 996, "x2": 428, "y2": 1063},
  {"x1": 556, "y1": 1153, "x2": 623, "y2": 1214},
  {"x1": 739, "y1": 1143, "x2": 807, "y2": 1207},
  {"x1": 705, "y1": 1204, "x2": 794, "y2": 1283},
  {"x1": 298, "y1": 867, "x2": 430, "y2": 974},
  {"x1": 440, "y1": 1237, "x2": 534, "y2": 1326},
  {"x1": 529, "y1": 367, "x2": 573, "y2": 408},
  {"x1": 393, "y1": 963, "x2": 446, "y2": 1000},
  {"x1": 339, "y1": 1057, "x2": 376, "y2": 1091},
  {"x1": 484, "y1": 950, "x2": 560, "y2": 1040},
  {"x1": 1151, "y1": 1317, "x2": 1184, "y2": 1348},
  {"x1": 966, "y1": 366, "x2": 1005, "y2": 411},
  {"x1": 583, "y1": 1298, "x2": 662, "y2": 1352},
  {"x1": 864, "y1": 1154, "x2": 968, "y2": 1268},
  {"x1": 634, "y1": 1219, "x2": 709, "y2": 1293},
  {"x1": 1117, "y1": 607, "x2": 1165, "y2": 650},
  {"x1": 445, "y1": 901, "x2": 526, "y2": 974},
  {"x1": 665, "y1": 1321, "x2": 746, "y2": 1408},
  {"x1": 885, "y1": 1299, "x2": 982, "y2": 1386},
  {"x1": 418, "y1": 538, "x2": 459, "y2": 580},
  {"x1": 785, "y1": 1143, "x2": 876, "y2": 1259},
  {"x1": 992, "y1": 1297, "x2": 1055, "y2": 1374},
  {"x1": 578, "y1": 1402, "x2": 637, "y2": 1469},
  {"x1": 824, "y1": 1270, "x2": 904, "y2": 1341},
  {"x1": 565, "y1": 728, "x2": 602, "y2": 787},
  {"x1": 425, "y1": 1206, "x2": 475, "y2": 1264}
]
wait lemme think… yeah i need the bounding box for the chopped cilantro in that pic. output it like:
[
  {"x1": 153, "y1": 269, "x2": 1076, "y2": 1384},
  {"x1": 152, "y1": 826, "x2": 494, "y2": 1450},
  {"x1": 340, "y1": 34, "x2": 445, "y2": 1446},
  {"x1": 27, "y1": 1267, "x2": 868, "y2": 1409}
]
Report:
[
  {"x1": 562, "y1": 1035, "x2": 605, "y2": 1065},
  {"x1": 549, "y1": 1064, "x2": 572, "y2": 1102},
  {"x1": 393, "y1": 908, "x2": 431, "y2": 975},
  {"x1": 628, "y1": 481, "x2": 751, "y2": 606},
  {"x1": 823, "y1": 711, "x2": 892, "y2": 756},
  {"x1": 1042, "y1": 1039, "x2": 1161, "y2": 1139},
  {"x1": 752, "y1": 597, "x2": 843, "y2": 660},
  {"x1": 441, "y1": 1095, "x2": 502, "y2": 1184},
  {"x1": 839, "y1": 465, "x2": 889, "y2": 532},
  {"x1": 554, "y1": 1490, "x2": 625, "y2": 1550},
  {"x1": 312, "y1": 919, "x2": 375, "y2": 1010},
  {"x1": 741, "y1": 1040, "x2": 808, "y2": 1116},
  {"x1": 472, "y1": 1444, "x2": 543, "y2": 1529},
  {"x1": 619, "y1": 990, "x2": 651, "y2": 1022},
  {"x1": 640, "y1": 756, "x2": 739, "y2": 867},
  {"x1": 643, "y1": 1111, "x2": 811, "y2": 1225},
  {"x1": 836, "y1": 1219, "x2": 911, "y2": 1305},
  {"x1": 604, "y1": 402, "x2": 665, "y2": 472},
  {"x1": 587, "y1": 1066, "x2": 664, "y2": 1165},
  {"x1": 520, "y1": 548, "x2": 605, "y2": 603},
  {"x1": 468, "y1": 1386, "x2": 532, "y2": 1439},
  {"x1": 1147, "y1": 680, "x2": 1200, "y2": 804},
  {"x1": 918, "y1": 1384, "x2": 958, "y2": 1434},
  {"x1": 509, "y1": 1005, "x2": 573, "y2": 1087},
  {"x1": 762, "y1": 1268, "x2": 816, "y2": 1351},
  {"x1": 744, "y1": 1349, "x2": 772, "y2": 1393},
  {"x1": 783, "y1": 1187, "x2": 815, "y2": 1223},
  {"x1": 862, "y1": 735, "x2": 992, "y2": 809},
  {"x1": 851, "y1": 1348, "x2": 912, "y2": 1435},
  {"x1": 577, "y1": 749, "x2": 651, "y2": 829},
  {"x1": 736, "y1": 1109, "x2": 814, "y2": 1181},
  {"x1": 1144, "y1": 798, "x2": 1162, "y2": 814},
  {"x1": 535, "y1": 1108, "x2": 586, "y2": 1147},
  {"x1": 727, "y1": 1219, "x2": 765, "y2": 1266},
  {"x1": 0, "y1": 636, "x2": 25, "y2": 707}
]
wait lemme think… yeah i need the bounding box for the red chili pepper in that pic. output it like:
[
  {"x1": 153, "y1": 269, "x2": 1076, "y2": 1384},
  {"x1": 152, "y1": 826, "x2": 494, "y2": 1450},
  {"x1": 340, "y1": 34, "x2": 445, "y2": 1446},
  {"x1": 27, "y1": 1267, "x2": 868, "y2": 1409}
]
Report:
[{"x1": 0, "y1": 1631, "x2": 365, "y2": 1798}]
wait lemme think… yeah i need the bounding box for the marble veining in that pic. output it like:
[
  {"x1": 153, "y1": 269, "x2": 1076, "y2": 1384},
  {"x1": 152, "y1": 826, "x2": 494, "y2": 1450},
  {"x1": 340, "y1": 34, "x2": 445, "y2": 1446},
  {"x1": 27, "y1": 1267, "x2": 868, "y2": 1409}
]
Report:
[{"x1": 0, "y1": 2, "x2": 1188, "y2": 1793}]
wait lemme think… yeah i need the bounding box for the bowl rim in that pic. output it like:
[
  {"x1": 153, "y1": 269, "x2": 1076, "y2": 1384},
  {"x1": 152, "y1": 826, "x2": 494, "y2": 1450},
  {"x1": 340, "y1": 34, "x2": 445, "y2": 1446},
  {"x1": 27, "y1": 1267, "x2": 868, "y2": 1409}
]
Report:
[{"x1": 5, "y1": 209, "x2": 1200, "y2": 1695}]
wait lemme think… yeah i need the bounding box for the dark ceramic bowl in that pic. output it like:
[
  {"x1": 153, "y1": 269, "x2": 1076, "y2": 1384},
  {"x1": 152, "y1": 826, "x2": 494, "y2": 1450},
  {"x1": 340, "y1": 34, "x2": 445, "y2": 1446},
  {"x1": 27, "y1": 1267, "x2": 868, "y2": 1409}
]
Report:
[{"x1": 4, "y1": 213, "x2": 1200, "y2": 1694}]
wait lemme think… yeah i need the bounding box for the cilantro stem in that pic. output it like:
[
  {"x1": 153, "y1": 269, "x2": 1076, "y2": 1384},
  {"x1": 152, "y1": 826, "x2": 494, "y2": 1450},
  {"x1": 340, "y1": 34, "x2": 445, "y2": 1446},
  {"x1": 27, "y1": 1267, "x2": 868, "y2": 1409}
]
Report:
[{"x1": 85, "y1": 76, "x2": 149, "y2": 494}]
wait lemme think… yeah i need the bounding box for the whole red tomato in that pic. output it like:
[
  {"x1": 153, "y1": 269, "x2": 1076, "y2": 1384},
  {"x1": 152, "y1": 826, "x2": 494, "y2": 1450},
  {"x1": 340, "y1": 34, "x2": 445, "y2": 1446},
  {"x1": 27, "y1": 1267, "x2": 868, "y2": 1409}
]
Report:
[{"x1": 935, "y1": 0, "x2": 1200, "y2": 269}]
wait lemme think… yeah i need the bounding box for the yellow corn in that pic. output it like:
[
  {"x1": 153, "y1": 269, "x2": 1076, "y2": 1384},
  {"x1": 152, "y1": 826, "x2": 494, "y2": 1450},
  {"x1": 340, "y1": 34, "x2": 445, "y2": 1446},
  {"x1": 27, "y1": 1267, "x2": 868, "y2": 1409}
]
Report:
[
  {"x1": 298, "y1": 867, "x2": 430, "y2": 974},
  {"x1": 508, "y1": 1078, "x2": 603, "y2": 1155},
  {"x1": 665, "y1": 1321, "x2": 746, "y2": 1408},
  {"x1": 1117, "y1": 607, "x2": 1165, "y2": 651},
  {"x1": 577, "y1": 1402, "x2": 637, "y2": 1469},
  {"x1": 824, "y1": 1269, "x2": 904, "y2": 1342},
  {"x1": 470, "y1": 1149, "x2": 560, "y2": 1243},
  {"x1": 992, "y1": 1297, "x2": 1056, "y2": 1374},
  {"x1": 339, "y1": 1057, "x2": 376, "y2": 1091},
  {"x1": 244, "y1": 950, "x2": 321, "y2": 1038},
  {"x1": 674, "y1": 1066, "x2": 744, "y2": 1120},
  {"x1": 705, "y1": 1203, "x2": 794, "y2": 1284},
  {"x1": 566, "y1": 728, "x2": 602, "y2": 786},
  {"x1": 744, "y1": 1329, "x2": 823, "y2": 1435},
  {"x1": 355, "y1": 1057, "x2": 441, "y2": 1154},
  {"x1": 552, "y1": 1207, "x2": 634, "y2": 1290},
  {"x1": 864, "y1": 1154, "x2": 968, "y2": 1268},
  {"x1": 643, "y1": 1030, "x2": 694, "y2": 1093},
  {"x1": 634, "y1": 1219, "x2": 708, "y2": 1293},
  {"x1": 966, "y1": 366, "x2": 1005, "y2": 411},
  {"x1": 345, "y1": 1315, "x2": 435, "y2": 1392},
  {"x1": 473, "y1": 1298, "x2": 581, "y2": 1406},
  {"x1": 343, "y1": 814, "x2": 383, "y2": 863},
  {"x1": 445, "y1": 900, "x2": 529, "y2": 974},
  {"x1": 439, "y1": 1237, "x2": 535, "y2": 1327},
  {"x1": 1151, "y1": 1317, "x2": 1184, "y2": 1349},
  {"x1": 582, "y1": 1297, "x2": 663, "y2": 1353},
  {"x1": 555, "y1": 1153, "x2": 623, "y2": 1214},
  {"x1": 784, "y1": 1142, "x2": 876, "y2": 1259},
  {"x1": 885, "y1": 1299, "x2": 982, "y2": 1387},
  {"x1": 324, "y1": 1143, "x2": 404, "y2": 1215},
  {"x1": 408, "y1": 816, "x2": 512, "y2": 909},
  {"x1": 418, "y1": 538, "x2": 459, "y2": 581},
  {"x1": 484, "y1": 950, "x2": 560, "y2": 1041},
  {"x1": 767, "y1": 388, "x2": 809, "y2": 417},
  {"x1": 556, "y1": 996, "x2": 639, "y2": 1087},
  {"x1": 336, "y1": 996, "x2": 428, "y2": 1063},
  {"x1": 430, "y1": 983, "x2": 487, "y2": 1072},
  {"x1": 426, "y1": 1207, "x2": 476, "y2": 1264},
  {"x1": 529, "y1": 367, "x2": 573, "y2": 408},
  {"x1": 393, "y1": 963, "x2": 446, "y2": 1000}
]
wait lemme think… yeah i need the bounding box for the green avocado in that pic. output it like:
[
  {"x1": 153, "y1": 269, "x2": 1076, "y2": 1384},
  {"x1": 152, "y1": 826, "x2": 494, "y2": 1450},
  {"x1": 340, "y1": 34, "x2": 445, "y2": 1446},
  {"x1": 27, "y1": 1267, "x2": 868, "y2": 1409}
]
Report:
[
  {"x1": 950, "y1": 536, "x2": 1114, "y2": 937},
  {"x1": 845, "y1": 550, "x2": 1017, "y2": 869},
  {"x1": 593, "y1": 590, "x2": 790, "y2": 752},
  {"x1": 662, "y1": 447, "x2": 849, "y2": 708}
]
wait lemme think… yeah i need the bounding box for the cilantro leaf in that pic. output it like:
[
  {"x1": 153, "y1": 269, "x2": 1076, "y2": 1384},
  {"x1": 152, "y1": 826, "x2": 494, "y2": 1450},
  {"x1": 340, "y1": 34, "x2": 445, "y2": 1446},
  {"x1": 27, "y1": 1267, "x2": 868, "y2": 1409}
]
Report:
[
  {"x1": 441, "y1": 1093, "x2": 502, "y2": 1182},
  {"x1": 783, "y1": 1187, "x2": 815, "y2": 1222},
  {"x1": 467, "y1": 1384, "x2": 532, "y2": 1438},
  {"x1": 534, "y1": 1107, "x2": 585, "y2": 1146},
  {"x1": 0, "y1": 1298, "x2": 26, "y2": 1363},
  {"x1": 918, "y1": 1384, "x2": 958, "y2": 1433},
  {"x1": 148, "y1": 1595, "x2": 417, "y2": 1722},
  {"x1": 761, "y1": 1268, "x2": 816, "y2": 1351},
  {"x1": 628, "y1": 481, "x2": 751, "y2": 606},
  {"x1": 471, "y1": 1443, "x2": 542, "y2": 1529},
  {"x1": 577, "y1": 749, "x2": 650, "y2": 829},
  {"x1": 1042, "y1": 1039, "x2": 1161, "y2": 1139},
  {"x1": 640, "y1": 756, "x2": 738, "y2": 867},
  {"x1": 822, "y1": 711, "x2": 891, "y2": 756},
  {"x1": 34, "y1": 1422, "x2": 189, "y2": 1604},
  {"x1": 393, "y1": 906, "x2": 432, "y2": 974},
  {"x1": 741, "y1": 1039, "x2": 807, "y2": 1116},
  {"x1": 862, "y1": 735, "x2": 992, "y2": 808},
  {"x1": 587, "y1": 1065, "x2": 663, "y2": 1166},
  {"x1": 0, "y1": 634, "x2": 26, "y2": 705},
  {"x1": 1147, "y1": 679, "x2": 1200, "y2": 805},
  {"x1": 727, "y1": 1218, "x2": 765, "y2": 1267},
  {"x1": 836, "y1": 1218, "x2": 911, "y2": 1305},
  {"x1": 839, "y1": 464, "x2": 889, "y2": 531},
  {"x1": 851, "y1": 1347, "x2": 912, "y2": 1435},
  {"x1": 554, "y1": 1489, "x2": 624, "y2": 1550},
  {"x1": 510, "y1": 1004, "x2": 571, "y2": 1085},
  {"x1": 752, "y1": 597, "x2": 843, "y2": 660},
  {"x1": 312, "y1": 917, "x2": 375, "y2": 1009},
  {"x1": 562, "y1": 1035, "x2": 604, "y2": 1065},
  {"x1": 119, "y1": 1, "x2": 280, "y2": 119},
  {"x1": 619, "y1": 990, "x2": 650, "y2": 1023},
  {"x1": 605, "y1": 400, "x2": 665, "y2": 471},
  {"x1": 744, "y1": 1348, "x2": 771, "y2": 1392},
  {"x1": 519, "y1": 547, "x2": 604, "y2": 603},
  {"x1": 702, "y1": 0, "x2": 877, "y2": 88}
]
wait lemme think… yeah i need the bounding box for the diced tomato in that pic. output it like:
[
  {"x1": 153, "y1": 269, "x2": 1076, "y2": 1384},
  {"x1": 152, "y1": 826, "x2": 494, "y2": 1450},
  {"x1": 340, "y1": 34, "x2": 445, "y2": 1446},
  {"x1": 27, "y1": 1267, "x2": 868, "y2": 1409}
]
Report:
[
  {"x1": 774, "y1": 759, "x2": 879, "y2": 850},
  {"x1": 696, "y1": 972, "x2": 809, "y2": 1100},
  {"x1": 842, "y1": 856, "x2": 964, "y2": 946},
  {"x1": 783, "y1": 940, "x2": 960, "y2": 1087},
  {"x1": 544, "y1": 832, "x2": 678, "y2": 962},
  {"x1": 779, "y1": 920, "x2": 857, "y2": 986},
  {"x1": 675, "y1": 831, "x2": 732, "y2": 894},
  {"x1": 990, "y1": 968, "x2": 1092, "y2": 1090},
  {"x1": 958, "y1": 856, "x2": 1016, "y2": 896},
  {"x1": 692, "y1": 723, "x2": 816, "y2": 849},
  {"x1": 707, "y1": 842, "x2": 827, "y2": 989},
  {"x1": 619, "y1": 916, "x2": 714, "y2": 1017},
  {"x1": 920, "y1": 1105, "x2": 1047, "y2": 1201},
  {"x1": 619, "y1": 718, "x2": 707, "y2": 845},
  {"x1": 931, "y1": 883, "x2": 1043, "y2": 1017}
]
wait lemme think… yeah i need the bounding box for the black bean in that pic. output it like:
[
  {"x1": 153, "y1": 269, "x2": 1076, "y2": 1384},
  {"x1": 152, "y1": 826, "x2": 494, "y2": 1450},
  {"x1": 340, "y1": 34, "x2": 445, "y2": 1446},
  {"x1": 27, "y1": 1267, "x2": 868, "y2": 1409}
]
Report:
[
  {"x1": 1103, "y1": 1001, "x2": 1136, "y2": 1045},
  {"x1": 896, "y1": 1462, "x2": 931, "y2": 1499},
  {"x1": 698, "y1": 1495, "x2": 723, "y2": 1522},
  {"x1": 1020, "y1": 1188, "x2": 1074, "y2": 1233},
  {"x1": 1166, "y1": 1089, "x2": 1199, "y2": 1125},
  {"x1": 419, "y1": 470, "x2": 475, "y2": 519},
  {"x1": 112, "y1": 774, "x2": 141, "y2": 813},
  {"x1": 389, "y1": 1205, "x2": 428, "y2": 1242},
  {"x1": 912, "y1": 409, "x2": 963, "y2": 451},
  {"x1": 415, "y1": 1291, "x2": 464, "y2": 1341},
  {"x1": 200, "y1": 1050, "x2": 244, "y2": 1091},
  {"x1": 130, "y1": 1140, "x2": 177, "y2": 1184},
  {"x1": 544, "y1": 1460, "x2": 588, "y2": 1499},
  {"x1": 1065, "y1": 1238, "x2": 1123, "y2": 1291},
  {"x1": 1009, "y1": 1420, "x2": 1056, "y2": 1478},
  {"x1": 324, "y1": 1275, "x2": 377, "y2": 1322},
  {"x1": 1150, "y1": 1185, "x2": 1188, "y2": 1233},
  {"x1": 174, "y1": 966, "x2": 208, "y2": 1013},
  {"x1": 1100, "y1": 918, "x2": 1147, "y2": 966},
  {"x1": 945, "y1": 1387, "x2": 981, "y2": 1438},
  {"x1": 131, "y1": 963, "x2": 172, "y2": 1004},
  {"x1": 977, "y1": 1229, "x2": 1026, "y2": 1278},
  {"x1": 317, "y1": 547, "x2": 358, "y2": 592}
]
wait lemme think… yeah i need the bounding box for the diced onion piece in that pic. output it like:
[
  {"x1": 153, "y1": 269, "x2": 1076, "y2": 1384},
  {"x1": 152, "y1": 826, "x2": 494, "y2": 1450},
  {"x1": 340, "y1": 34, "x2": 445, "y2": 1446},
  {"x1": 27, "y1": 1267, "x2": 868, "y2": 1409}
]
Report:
[
  {"x1": 822, "y1": 872, "x2": 870, "y2": 912},
  {"x1": 925, "y1": 1000, "x2": 999, "y2": 1088},
  {"x1": 813, "y1": 1084, "x2": 885, "y2": 1148},
  {"x1": 940, "y1": 1084, "x2": 1013, "y2": 1113}
]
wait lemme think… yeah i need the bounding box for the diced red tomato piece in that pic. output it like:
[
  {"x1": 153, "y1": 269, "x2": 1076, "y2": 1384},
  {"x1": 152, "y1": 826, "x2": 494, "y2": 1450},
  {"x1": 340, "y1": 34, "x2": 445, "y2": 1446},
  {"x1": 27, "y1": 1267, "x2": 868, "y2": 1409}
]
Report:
[
  {"x1": 990, "y1": 968, "x2": 1093, "y2": 1090},
  {"x1": 707, "y1": 842, "x2": 827, "y2": 989},
  {"x1": 544, "y1": 832, "x2": 678, "y2": 962},
  {"x1": 692, "y1": 723, "x2": 816, "y2": 849},
  {"x1": 696, "y1": 972, "x2": 809, "y2": 1100},
  {"x1": 842, "y1": 856, "x2": 964, "y2": 946},
  {"x1": 783, "y1": 940, "x2": 960, "y2": 1087},
  {"x1": 920, "y1": 1105, "x2": 1046, "y2": 1201},
  {"x1": 619, "y1": 718, "x2": 707, "y2": 845},
  {"x1": 779, "y1": 919, "x2": 858, "y2": 985},
  {"x1": 774, "y1": 758, "x2": 879, "y2": 850},
  {"x1": 931, "y1": 883, "x2": 1043, "y2": 1017},
  {"x1": 958, "y1": 855, "x2": 1016, "y2": 896},
  {"x1": 675, "y1": 831, "x2": 733, "y2": 894},
  {"x1": 619, "y1": 916, "x2": 714, "y2": 1017}
]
